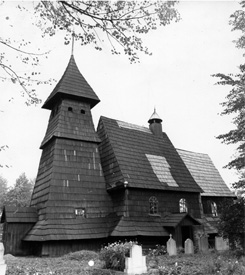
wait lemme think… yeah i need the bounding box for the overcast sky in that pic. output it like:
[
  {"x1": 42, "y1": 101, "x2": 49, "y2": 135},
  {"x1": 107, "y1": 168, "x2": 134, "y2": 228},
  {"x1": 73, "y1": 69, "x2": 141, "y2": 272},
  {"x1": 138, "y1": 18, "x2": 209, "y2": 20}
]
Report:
[{"x1": 0, "y1": 1, "x2": 243, "y2": 187}]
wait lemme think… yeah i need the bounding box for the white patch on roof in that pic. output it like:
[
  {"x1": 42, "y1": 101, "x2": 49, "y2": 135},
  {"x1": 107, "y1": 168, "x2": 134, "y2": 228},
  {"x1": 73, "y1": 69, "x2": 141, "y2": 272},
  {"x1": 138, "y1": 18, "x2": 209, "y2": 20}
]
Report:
[
  {"x1": 117, "y1": 120, "x2": 152, "y2": 134},
  {"x1": 146, "y1": 154, "x2": 179, "y2": 187}
]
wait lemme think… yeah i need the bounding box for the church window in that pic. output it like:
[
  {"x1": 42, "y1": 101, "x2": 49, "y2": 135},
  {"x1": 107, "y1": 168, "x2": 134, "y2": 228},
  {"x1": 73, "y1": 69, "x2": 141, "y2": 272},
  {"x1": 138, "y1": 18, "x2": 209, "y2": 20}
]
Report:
[
  {"x1": 211, "y1": 201, "x2": 218, "y2": 217},
  {"x1": 75, "y1": 208, "x2": 86, "y2": 218},
  {"x1": 179, "y1": 198, "x2": 188, "y2": 213},
  {"x1": 68, "y1": 107, "x2": 73, "y2": 112},
  {"x1": 149, "y1": 196, "x2": 158, "y2": 214},
  {"x1": 81, "y1": 109, "x2": 85, "y2": 114}
]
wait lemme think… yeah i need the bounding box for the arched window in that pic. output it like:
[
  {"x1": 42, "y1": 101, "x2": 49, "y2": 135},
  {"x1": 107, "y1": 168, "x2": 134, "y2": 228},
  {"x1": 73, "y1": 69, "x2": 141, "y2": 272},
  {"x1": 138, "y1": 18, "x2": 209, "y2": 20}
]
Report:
[
  {"x1": 211, "y1": 201, "x2": 218, "y2": 217},
  {"x1": 68, "y1": 107, "x2": 73, "y2": 112},
  {"x1": 81, "y1": 109, "x2": 85, "y2": 114},
  {"x1": 179, "y1": 198, "x2": 188, "y2": 213},
  {"x1": 149, "y1": 196, "x2": 158, "y2": 214}
]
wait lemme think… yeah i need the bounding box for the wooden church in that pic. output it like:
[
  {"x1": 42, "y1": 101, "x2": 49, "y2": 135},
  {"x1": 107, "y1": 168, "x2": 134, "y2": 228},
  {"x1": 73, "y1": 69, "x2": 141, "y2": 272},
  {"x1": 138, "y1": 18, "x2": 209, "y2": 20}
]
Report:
[{"x1": 1, "y1": 54, "x2": 235, "y2": 256}]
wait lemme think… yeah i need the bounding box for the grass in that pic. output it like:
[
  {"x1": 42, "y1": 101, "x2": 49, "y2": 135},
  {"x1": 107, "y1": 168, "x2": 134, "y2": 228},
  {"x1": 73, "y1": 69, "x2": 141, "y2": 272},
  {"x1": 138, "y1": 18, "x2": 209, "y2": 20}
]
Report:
[{"x1": 4, "y1": 250, "x2": 245, "y2": 275}]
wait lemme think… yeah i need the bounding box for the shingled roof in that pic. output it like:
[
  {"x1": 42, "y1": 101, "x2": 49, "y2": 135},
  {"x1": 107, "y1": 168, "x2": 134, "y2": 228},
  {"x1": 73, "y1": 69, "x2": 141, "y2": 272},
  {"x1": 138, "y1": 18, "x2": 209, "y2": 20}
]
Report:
[
  {"x1": 1, "y1": 206, "x2": 37, "y2": 223},
  {"x1": 24, "y1": 217, "x2": 111, "y2": 241},
  {"x1": 177, "y1": 149, "x2": 234, "y2": 197},
  {"x1": 110, "y1": 216, "x2": 169, "y2": 237},
  {"x1": 42, "y1": 55, "x2": 100, "y2": 110},
  {"x1": 161, "y1": 213, "x2": 201, "y2": 227},
  {"x1": 97, "y1": 116, "x2": 203, "y2": 193}
]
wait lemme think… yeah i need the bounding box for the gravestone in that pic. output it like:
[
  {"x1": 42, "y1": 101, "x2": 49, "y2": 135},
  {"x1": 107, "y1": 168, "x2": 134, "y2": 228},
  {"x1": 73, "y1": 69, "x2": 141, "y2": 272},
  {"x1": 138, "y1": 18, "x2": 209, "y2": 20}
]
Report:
[
  {"x1": 215, "y1": 237, "x2": 229, "y2": 251},
  {"x1": 124, "y1": 244, "x2": 147, "y2": 275},
  {"x1": 167, "y1": 235, "x2": 177, "y2": 256},
  {"x1": 184, "y1": 238, "x2": 194, "y2": 254},
  {"x1": 0, "y1": 243, "x2": 6, "y2": 275},
  {"x1": 199, "y1": 235, "x2": 209, "y2": 252}
]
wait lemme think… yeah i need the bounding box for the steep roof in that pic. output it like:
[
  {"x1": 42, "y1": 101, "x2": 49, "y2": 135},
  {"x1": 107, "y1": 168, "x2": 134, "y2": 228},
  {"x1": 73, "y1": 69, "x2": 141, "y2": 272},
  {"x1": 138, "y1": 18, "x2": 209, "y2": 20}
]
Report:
[
  {"x1": 42, "y1": 55, "x2": 100, "y2": 110},
  {"x1": 97, "y1": 116, "x2": 203, "y2": 193},
  {"x1": 24, "y1": 217, "x2": 111, "y2": 241},
  {"x1": 177, "y1": 149, "x2": 234, "y2": 197},
  {"x1": 1, "y1": 206, "x2": 37, "y2": 223},
  {"x1": 110, "y1": 216, "x2": 169, "y2": 237}
]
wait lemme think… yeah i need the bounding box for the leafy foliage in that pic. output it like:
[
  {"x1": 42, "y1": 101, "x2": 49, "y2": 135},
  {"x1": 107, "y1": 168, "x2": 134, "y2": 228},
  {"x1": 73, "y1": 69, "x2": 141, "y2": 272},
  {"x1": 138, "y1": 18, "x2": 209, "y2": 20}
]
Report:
[
  {"x1": 4, "y1": 173, "x2": 34, "y2": 207},
  {"x1": 218, "y1": 197, "x2": 245, "y2": 253},
  {"x1": 0, "y1": 1, "x2": 179, "y2": 104},
  {"x1": 34, "y1": 1, "x2": 180, "y2": 63},
  {"x1": 4, "y1": 250, "x2": 245, "y2": 275},
  {"x1": 148, "y1": 244, "x2": 167, "y2": 257},
  {"x1": 212, "y1": 0, "x2": 245, "y2": 192},
  {"x1": 213, "y1": 64, "x2": 245, "y2": 191},
  {"x1": 230, "y1": 1, "x2": 245, "y2": 50},
  {"x1": 99, "y1": 241, "x2": 136, "y2": 271},
  {"x1": 0, "y1": 175, "x2": 8, "y2": 210}
]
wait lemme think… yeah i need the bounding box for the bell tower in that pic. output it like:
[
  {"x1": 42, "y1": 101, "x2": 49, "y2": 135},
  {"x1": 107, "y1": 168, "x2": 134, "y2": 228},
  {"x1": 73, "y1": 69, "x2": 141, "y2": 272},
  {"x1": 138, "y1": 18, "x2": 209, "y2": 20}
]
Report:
[{"x1": 28, "y1": 55, "x2": 112, "y2": 251}]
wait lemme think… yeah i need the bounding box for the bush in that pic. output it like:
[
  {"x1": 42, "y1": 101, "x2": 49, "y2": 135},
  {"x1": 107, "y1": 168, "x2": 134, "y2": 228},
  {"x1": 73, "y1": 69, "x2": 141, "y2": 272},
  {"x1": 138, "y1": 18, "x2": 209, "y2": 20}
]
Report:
[
  {"x1": 63, "y1": 250, "x2": 100, "y2": 262},
  {"x1": 148, "y1": 244, "x2": 167, "y2": 257},
  {"x1": 99, "y1": 241, "x2": 137, "y2": 271}
]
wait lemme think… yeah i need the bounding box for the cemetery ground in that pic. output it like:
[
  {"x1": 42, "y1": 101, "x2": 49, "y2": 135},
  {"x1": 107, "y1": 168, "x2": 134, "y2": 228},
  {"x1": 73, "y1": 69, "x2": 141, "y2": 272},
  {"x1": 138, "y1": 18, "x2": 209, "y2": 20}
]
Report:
[{"x1": 4, "y1": 248, "x2": 245, "y2": 275}]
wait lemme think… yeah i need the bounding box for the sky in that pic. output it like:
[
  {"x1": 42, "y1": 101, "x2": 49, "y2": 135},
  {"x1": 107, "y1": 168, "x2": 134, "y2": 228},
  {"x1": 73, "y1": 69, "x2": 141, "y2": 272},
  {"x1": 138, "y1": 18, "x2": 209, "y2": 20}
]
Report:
[{"x1": 0, "y1": 1, "x2": 243, "y2": 188}]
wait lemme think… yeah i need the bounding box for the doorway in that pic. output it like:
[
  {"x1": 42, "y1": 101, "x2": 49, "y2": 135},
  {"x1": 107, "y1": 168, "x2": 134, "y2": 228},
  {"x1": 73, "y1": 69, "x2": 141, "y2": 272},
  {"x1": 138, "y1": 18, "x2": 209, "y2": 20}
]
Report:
[{"x1": 181, "y1": 226, "x2": 193, "y2": 247}]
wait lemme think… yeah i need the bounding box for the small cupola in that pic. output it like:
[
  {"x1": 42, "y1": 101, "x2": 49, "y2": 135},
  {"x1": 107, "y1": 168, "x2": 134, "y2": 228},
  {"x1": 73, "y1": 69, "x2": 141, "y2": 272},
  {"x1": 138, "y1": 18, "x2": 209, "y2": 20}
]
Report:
[{"x1": 148, "y1": 108, "x2": 163, "y2": 137}]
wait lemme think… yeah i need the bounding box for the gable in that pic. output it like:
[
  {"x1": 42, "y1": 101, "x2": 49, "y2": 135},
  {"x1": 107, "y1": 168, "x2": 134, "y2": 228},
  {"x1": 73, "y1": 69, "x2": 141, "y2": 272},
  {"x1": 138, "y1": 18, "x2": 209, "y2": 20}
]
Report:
[{"x1": 97, "y1": 116, "x2": 202, "y2": 193}]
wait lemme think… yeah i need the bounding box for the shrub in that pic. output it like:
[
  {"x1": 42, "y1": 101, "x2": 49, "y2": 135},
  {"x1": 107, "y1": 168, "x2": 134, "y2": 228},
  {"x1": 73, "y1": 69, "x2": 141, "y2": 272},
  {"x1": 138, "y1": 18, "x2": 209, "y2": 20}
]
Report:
[
  {"x1": 63, "y1": 250, "x2": 100, "y2": 262},
  {"x1": 99, "y1": 241, "x2": 136, "y2": 271},
  {"x1": 148, "y1": 244, "x2": 167, "y2": 257}
]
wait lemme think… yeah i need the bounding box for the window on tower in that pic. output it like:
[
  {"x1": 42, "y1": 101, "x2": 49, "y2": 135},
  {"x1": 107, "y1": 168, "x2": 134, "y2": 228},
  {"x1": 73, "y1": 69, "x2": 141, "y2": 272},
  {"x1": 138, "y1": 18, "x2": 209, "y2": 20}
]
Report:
[{"x1": 68, "y1": 107, "x2": 73, "y2": 112}]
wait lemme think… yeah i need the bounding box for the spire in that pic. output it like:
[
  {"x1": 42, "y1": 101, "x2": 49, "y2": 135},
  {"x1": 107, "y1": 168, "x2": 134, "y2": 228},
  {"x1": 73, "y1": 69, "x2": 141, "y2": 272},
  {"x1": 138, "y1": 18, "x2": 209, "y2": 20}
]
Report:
[
  {"x1": 148, "y1": 107, "x2": 162, "y2": 123},
  {"x1": 71, "y1": 32, "x2": 75, "y2": 56},
  {"x1": 148, "y1": 108, "x2": 163, "y2": 137},
  {"x1": 42, "y1": 55, "x2": 100, "y2": 110}
]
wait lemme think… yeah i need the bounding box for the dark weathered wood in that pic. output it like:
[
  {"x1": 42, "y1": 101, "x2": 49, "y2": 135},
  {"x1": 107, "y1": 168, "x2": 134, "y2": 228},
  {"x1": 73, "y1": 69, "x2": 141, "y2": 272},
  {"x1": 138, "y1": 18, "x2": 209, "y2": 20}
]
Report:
[{"x1": 2, "y1": 54, "x2": 234, "y2": 256}]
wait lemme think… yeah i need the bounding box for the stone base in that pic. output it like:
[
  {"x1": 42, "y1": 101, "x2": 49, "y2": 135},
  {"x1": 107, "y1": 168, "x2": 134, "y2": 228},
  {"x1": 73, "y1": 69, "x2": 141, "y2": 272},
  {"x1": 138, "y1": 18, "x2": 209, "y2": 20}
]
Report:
[{"x1": 0, "y1": 264, "x2": 7, "y2": 275}]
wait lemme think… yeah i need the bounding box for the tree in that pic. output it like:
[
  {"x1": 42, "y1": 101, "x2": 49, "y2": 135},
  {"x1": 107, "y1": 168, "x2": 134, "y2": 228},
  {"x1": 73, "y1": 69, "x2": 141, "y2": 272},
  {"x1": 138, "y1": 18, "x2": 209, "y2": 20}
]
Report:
[
  {"x1": 0, "y1": 175, "x2": 8, "y2": 211},
  {"x1": 5, "y1": 173, "x2": 34, "y2": 207},
  {"x1": 1, "y1": 1, "x2": 180, "y2": 104},
  {"x1": 218, "y1": 197, "x2": 245, "y2": 253},
  {"x1": 34, "y1": 1, "x2": 180, "y2": 63},
  {"x1": 212, "y1": 0, "x2": 245, "y2": 192},
  {"x1": 213, "y1": 65, "x2": 245, "y2": 192},
  {"x1": 213, "y1": 1, "x2": 245, "y2": 253}
]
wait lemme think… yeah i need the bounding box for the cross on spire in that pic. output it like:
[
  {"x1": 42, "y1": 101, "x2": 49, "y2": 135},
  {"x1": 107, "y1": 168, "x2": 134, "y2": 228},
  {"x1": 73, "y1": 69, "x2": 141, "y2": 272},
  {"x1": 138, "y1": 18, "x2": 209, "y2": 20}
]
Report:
[{"x1": 71, "y1": 32, "x2": 75, "y2": 56}]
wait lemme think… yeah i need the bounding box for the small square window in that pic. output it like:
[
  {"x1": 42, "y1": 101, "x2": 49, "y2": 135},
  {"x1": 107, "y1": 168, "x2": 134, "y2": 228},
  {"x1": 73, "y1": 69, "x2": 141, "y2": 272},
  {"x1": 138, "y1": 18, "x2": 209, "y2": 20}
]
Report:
[{"x1": 75, "y1": 208, "x2": 86, "y2": 218}]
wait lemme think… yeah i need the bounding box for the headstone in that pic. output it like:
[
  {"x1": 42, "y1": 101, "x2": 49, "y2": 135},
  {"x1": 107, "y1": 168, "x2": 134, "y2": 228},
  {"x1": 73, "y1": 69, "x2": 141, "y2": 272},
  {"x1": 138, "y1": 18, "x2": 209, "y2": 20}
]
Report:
[
  {"x1": 0, "y1": 243, "x2": 7, "y2": 275},
  {"x1": 167, "y1": 235, "x2": 177, "y2": 256},
  {"x1": 215, "y1": 237, "x2": 229, "y2": 251},
  {"x1": 124, "y1": 244, "x2": 147, "y2": 275},
  {"x1": 199, "y1": 235, "x2": 209, "y2": 252},
  {"x1": 184, "y1": 238, "x2": 194, "y2": 254}
]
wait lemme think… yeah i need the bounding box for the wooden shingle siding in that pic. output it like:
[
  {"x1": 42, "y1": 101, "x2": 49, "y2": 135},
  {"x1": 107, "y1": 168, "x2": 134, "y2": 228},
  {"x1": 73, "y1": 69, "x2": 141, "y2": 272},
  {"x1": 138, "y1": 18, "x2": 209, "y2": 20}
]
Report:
[
  {"x1": 127, "y1": 189, "x2": 201, "y2": 219},
  {"x1": 42, "y1": 55, "x2": 100, "y2": 110},
  {"x1": 97, "y1": 117, "x2": 202, "y2": 193},
  {"x1": 27, "y1": 96, "x2": 113, "y2": 243},
  {"x1": 41, "y1": 100, "x2": 100, "y2": 149},
  {"x1": 177, "y1": 149, "x2": 234, "y2": 197}
]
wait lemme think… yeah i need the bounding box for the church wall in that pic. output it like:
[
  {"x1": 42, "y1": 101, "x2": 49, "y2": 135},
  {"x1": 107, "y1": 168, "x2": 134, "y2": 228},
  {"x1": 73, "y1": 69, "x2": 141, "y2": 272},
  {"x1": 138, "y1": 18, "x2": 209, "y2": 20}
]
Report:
[{"x1": 126, "y1": 189, "x2": 201, "y2": 218}]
